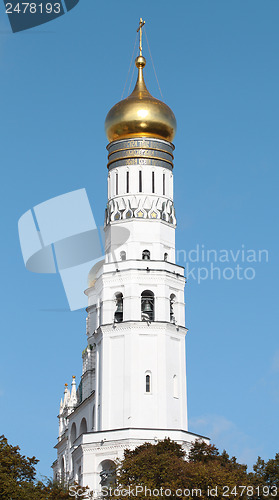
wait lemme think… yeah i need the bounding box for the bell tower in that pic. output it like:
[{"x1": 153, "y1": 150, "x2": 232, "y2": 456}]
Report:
[{"x1": 53, "y1": 19, "x2": 209, "y2": 493}]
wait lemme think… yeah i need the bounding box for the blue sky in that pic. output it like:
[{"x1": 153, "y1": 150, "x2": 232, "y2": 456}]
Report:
[{"x1": 0, "y1": 0, "x2": 278, "y2": 478}]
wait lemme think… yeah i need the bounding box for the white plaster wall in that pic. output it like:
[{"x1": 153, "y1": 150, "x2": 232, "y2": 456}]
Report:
[
  {"x1": 104, "y1": 217, "x2": 176, "y2": 264},
  {"x1": 95, "y1": 323, "x2": 187, "y2": 433},
  {"x1": 108, "y1": 165, "x2": 173, "y2": 200}
]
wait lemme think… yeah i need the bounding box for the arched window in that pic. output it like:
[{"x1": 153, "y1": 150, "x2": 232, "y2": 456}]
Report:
[
  {"x1": 78, "y1": 466, "x2": 82, "y2": 485},
  {"x1": 126, "y1": 171, "x2": 129, "y2": 193},
  {"x1": 173, "y1": 374, "x2": 179, "y2": 398},
  {"x1": 120, "y1": 251, "x2": 126, "y2": 261},
  {"x1": 114, "y1": 293, "x2": 123, "y2": 323},
  {"x1": 141, "y1": 290, "x2": 154, "y2": 321},
  {"x1": 60, "y1": 456, "x2": 65, "y2": 483},
  {"x1": 163, "y1": 172, "x2": 166, "y2": 195},
  {"x1": 115, "y1": 172, "x2": 118, "y2": 195},
  {"x1": 170, "y1": 294, "x2": 176, "y2": 322},
  {"x1": 142, "y1": 249, "x2": 150, "y2": 260},
  {"x1": 70, "y1": 423, "x2": 77, "y2": 447},
  {"x1": 164, "y1": 252, "x2": 168, "y2": 261},
  {"x1": 99, "y1": 460, "x2": 116, "y2": 488},
  {"x1": 79, "y1": 417, "x2": 87, "y2": 436},
  {"x1": 145, "y1": 372, "x2": 151, "y2": 393}
]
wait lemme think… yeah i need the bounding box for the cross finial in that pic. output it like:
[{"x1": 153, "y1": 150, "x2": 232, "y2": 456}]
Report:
[{"x1": 137, "y1": 18, "x2": 145, "y2": 56}]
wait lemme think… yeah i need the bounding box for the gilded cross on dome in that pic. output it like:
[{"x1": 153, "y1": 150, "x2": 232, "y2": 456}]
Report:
[
  {"x1": 104, "y1": 17, "x2": 176, "y2": 143},
  {"x1": 137, "y1": 18, "x2": 145, "y2": 56}
]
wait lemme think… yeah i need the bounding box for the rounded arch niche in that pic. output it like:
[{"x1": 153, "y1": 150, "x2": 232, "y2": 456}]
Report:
[
  {"x1": 70, "y1": 422, "x2": 77, "y2": 447},
  {"x1": 98, "y1": 459, "x2": 116, "y2": 488},
  {"x1": 79, "y1": 417, "x2": 87, "y2": 436}
]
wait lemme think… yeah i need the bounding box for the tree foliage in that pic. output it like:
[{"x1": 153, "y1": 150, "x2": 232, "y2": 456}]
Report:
[
  {"x1": 0, "y1": 434, "x2": 38, "y2": 499},
  {"x1": 2, "y1": 434, "x2": 279, "y2": 500},
  {"x1": 111, "y1": 438, "x2": 279, "y2": 500},
  {"x1": 253, "y1": 453, "x2": 279, "y2": 498},
  {"x1": 0, "y1": 435, "x2": 84, "y2": 499}
]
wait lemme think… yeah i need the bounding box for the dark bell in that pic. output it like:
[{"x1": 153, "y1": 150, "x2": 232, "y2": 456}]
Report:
[
  {"x1": 115, "y1": 303, "x2": 123, "y2": 313},
  {"x1": 142, "y1": 300, "x2": 152, "y2": 313},
  {"x1": 114, "y1": 300, "x2": 123, "y2": 322},
  {"x1": 114, "y1": 311, "x2": 123, "y2": 322}
]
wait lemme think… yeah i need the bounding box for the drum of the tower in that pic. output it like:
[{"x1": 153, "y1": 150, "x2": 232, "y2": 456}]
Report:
[{"x1": 107, "y1": 137, "x2": 175, "y2": 171}]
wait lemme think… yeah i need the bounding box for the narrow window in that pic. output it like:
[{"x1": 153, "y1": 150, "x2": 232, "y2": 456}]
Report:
[
  {"x1": 146, "y1": 374, "x2": 151, "y2": 393},
  {"x1": 78, "y1": 466, "x2": 81, "y2": 485},
  {"x1": 152, "y1": 172, "x2": 155, "y2": 193},
  {"x1": 61, "y1": 458, "x2": 65, "y2": 482},
  {"x1": 116, "y1": 173, "x2": 118, "y2": 195},
  {"x1": 142, "y1": 249, "x2": 150, "y2": 260},
  {"x1": 139, "y1": 170, "x2": 142, "y2": 192},
  {"x1": 164, "y1": 252, "x2": 168, "y2": 261},
  {"x1": 163, "y1": 173, "x2": 165, "y2": 195},
  {"x1": 70, "y1": 423, "x2": 77, "y2": 447},
  {"x1": 79, "y1": 417, "x2": 87, "y2": 435},
  {"x1": 126, "y1": 171, "x2": 129, "y2": 193},
  {"x1": 120, "y1": 251, "x2": 126, "y2": 261}
]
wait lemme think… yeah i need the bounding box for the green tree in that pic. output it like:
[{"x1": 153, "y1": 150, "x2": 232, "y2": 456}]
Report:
[
  {"x1": 0, "y1": 434, "x2": 87, "y2": 499},
  {"x1": 0, "y1": 434, "x2": 39, "y2": 499},
  {"x1": 187, "y1": 439, "x2": 220, "y2": 463},
  {"x1": 111, "y1": 438, "x2": 251, "y2": 500},
  {"x1": 253, "y1": 454, "x2": 279, "y2": 499},
  {"x1": 188, "y1": 439, "x2": 248, "y2": 474}
]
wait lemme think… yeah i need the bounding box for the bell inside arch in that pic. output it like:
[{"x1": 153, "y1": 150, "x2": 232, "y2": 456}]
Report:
[
  {"x1": 116, "y1": 302, "x2": 123, "y2": 312},
  {"x1": 170, "y1": 295, "x2": 176, "y2": 322},
  {"x1": 142, "y1": 299, "x2": 152, "y2": 313},
  {"x1": 114, "y1": 295, "x2": 123, "y2": 323},
  {"x1": 141, "y1": 290, "x2": 154, "y2": 321},
  {"x1": 142, "y1": 250, "x2": 150, "y2": 260}
]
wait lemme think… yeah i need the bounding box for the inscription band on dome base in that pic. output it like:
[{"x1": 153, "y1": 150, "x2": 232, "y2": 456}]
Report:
[{"x1": 107, "y1": 137, "x2": 175, "y2": 171}]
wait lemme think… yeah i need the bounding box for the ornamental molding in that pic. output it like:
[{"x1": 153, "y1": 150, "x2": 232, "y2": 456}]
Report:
[
  {"x1": 100, "y1": 321, "x2": 186, "y2": 334},
  {"x1": 107, "y1": 157, "x2": 173, "y2": 171},
  {"x1": 107, "y1": 137, "x2": 175, "y2": 154},
  {"x1": 100, "y1": 273, "x2": 185, "y2": 288},
  {"x1": 80, "y1": 438, "x2": 191, "y2": 455},
  {"x1": 82, "y1": 443, "x2": 129, "y2": 453},
  {"x1": 105, "y1": 195, "x2": 176, "y2": 226}
]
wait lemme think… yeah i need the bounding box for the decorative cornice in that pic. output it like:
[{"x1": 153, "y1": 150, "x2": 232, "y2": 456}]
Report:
[
  {"x1": 105, "y1": 195, "x2": 176, "y2": 226},
  {"x1": 100, "y1": 269, "x2": 185, "y2": 285},
  {"x1": 100, "y1": 321, "x2": 188, "y2": 335},
  {"x1": 82, "y1": 443, "x2": 129, "y2": 453}
]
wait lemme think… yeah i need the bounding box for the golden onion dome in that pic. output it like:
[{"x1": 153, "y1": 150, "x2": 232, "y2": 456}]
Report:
[{"x1": 105, "y1": 55, "x2": 177, "y2": 143}]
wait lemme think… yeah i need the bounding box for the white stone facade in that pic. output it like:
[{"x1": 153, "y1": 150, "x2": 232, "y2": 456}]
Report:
[{"x1": 52, "y1": 135, "x2": 209, "y2": 492}]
